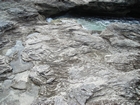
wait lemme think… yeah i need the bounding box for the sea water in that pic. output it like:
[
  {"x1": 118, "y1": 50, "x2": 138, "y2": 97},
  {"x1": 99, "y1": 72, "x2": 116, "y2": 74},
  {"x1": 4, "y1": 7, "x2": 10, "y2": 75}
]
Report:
[
  {"x1": 76, "y1": 17, "x2": 140, "y2": 31},
  {"x1": 52, "y1": 15, "x2": 140, "y2": 31}
]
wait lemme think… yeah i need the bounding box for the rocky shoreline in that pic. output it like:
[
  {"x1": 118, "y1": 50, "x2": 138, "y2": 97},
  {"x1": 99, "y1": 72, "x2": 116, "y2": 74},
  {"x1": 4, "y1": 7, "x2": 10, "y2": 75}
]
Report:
[{"x1": 0, "y1": 0, "x2": 140, "y2": 105}]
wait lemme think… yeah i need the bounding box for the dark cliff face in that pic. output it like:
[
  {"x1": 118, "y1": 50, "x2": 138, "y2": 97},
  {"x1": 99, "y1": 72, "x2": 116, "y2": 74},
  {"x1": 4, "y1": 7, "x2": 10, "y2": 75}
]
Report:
[
  {"x1": 34, "y1": 0, "x2": 140, "y2": 18},
  {"x1": 69, "y1": 0, "x2": 140, "y2": 17},
  {"x1": 128, "y1": 0, "x2": 140, "y2": 17}
]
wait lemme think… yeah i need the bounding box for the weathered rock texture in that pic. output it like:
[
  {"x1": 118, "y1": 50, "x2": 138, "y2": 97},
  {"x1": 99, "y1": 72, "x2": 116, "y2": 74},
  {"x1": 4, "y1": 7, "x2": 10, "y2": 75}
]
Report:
[
  {"x1": 21, "y1": 18, "x2": 140, "y2": 105},
  {"x1": 0, "y1": 0, "x2": 140, "y2": 105},
  {"x1": 0, "y1": 55, "x2": 12, "y2": 81}
]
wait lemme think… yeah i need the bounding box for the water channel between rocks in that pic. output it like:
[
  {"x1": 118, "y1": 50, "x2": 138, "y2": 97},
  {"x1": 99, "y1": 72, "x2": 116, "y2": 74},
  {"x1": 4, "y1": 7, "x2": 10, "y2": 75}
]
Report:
[
  {"x1": 0, "y1": 15, "x2": 140, "y2": 105},
  {"x1": 47, "y1": 15, "x2": 140, "y2": 31}
]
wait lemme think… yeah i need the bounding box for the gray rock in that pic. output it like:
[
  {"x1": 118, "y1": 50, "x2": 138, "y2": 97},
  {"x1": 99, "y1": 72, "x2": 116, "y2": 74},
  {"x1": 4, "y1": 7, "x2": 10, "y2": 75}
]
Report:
[
  {"x1": 33, "y1": 77, "x2": 137, "y2": 105},
  {"x1": 7, "y1": 7, "x2": 38, "y2": 20},
  {"x1": 68, "y1": 83, "x2": 96, "y2": 105},
  {"x1": 29, "y1": 65, "x2": 57, "y2": 87},
  {"x1": 0, "y1": 1, "x2": 140, "y2": 105},
  {"x1": 7, "y1": 8, "x2": 25, "y2": 15},
  {"x1": 10, "y1": 59, "x2": 33, "y2": 73},
  {"x1": 0, "y1": 20, "x2": 15, "y2": 35},
  {"x1": 2, "y1": 80, "x2": 12, "y2": 89},
  {"x1": 6, "y1": 40, "x2": 33, "y2": 73},
  {"x1": 11, "y1": 80, "x2": 27, "y2": 90},
  {"x1": 22, "y1": 19, "x2": 140, "y2": 105},
  {"x1": 104, "y1": 53, "x2": 140, "y2": 72},
  {"x1": 29, "y1": 73, "x2": 48, "y2": 86},
  {"x1": 0, "y1": 1, "x2": 38, "y2": 22},
  {"x1": 121, "y1": 78, "x2": 140, "y2": 104},
  {"x1": 0, "y1": 55, "x2": 12, "y2": 81},
  {"x1": 46, "y1": 77, "x2": 55, "y2": 84},
  {"x1": 100, "y1": 23, "x2": 140, "y2": 48}
]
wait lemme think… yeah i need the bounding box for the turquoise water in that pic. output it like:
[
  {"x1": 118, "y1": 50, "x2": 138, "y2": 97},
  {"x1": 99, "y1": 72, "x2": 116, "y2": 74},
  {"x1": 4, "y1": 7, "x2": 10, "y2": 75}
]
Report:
[
  {"x1": 76, "y1": 18, "x2": 108, "y2": 31},
  {"x1": 52, "y1": 15, "x2": 140, "y2": 31},
  {"x1": 76, "y1": 17, "x2": 140, "y2": 31}
]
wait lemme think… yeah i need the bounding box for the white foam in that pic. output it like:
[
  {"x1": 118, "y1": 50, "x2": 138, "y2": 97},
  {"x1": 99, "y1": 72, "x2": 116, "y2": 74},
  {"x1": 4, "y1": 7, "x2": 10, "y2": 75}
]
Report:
[{"x1": 46, "y1": 18, "x2": 53, "y2": 23}]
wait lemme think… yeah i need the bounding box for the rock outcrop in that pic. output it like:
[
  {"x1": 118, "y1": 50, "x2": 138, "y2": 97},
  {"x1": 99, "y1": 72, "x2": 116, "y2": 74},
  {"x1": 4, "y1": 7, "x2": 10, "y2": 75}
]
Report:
[
  {"x1": 0, "y1": 0, "x2": 140, "y2": 105},
  {"x1": 21, "y1": 18, "x2": 140, "y2": 105},
  {"x1": 32, "y1": 0, "x2": 140, "y2": 17},
  {"x1": 72, "y1": 0, "x2": 140, "y2": 17}
]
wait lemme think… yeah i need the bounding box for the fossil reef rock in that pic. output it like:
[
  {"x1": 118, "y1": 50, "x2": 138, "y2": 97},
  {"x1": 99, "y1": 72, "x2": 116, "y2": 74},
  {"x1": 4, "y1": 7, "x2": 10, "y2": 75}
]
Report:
[{"x1": 0, "y1": 0, "x2": 140, "y2": 105}]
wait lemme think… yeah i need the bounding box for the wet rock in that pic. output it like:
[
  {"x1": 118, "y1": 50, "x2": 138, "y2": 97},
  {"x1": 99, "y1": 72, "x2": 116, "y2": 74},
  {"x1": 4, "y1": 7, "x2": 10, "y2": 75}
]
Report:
[{"x1": 11, "y1": 80, "x2": 27, "y2": 90}]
